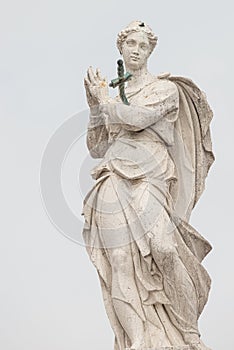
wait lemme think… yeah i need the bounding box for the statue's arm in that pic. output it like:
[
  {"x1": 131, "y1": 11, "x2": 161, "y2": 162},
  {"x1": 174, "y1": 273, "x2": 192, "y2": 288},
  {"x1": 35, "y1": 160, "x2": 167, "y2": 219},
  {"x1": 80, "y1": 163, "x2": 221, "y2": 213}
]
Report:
[
  {"x1": 86, "y1": 107, "x2": 109, "y2": 159},
  {"x1": 83, "y1": 67, "x2": 113, "y2": 158},
  {"x1": 100, "y1": 81, "x2": 179, "y2": 131}
]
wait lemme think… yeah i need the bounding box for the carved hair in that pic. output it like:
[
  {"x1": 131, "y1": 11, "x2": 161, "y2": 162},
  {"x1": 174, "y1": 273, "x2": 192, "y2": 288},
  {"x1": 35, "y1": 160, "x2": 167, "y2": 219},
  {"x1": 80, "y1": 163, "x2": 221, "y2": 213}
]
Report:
[{"x1": 117, "y1": 21, "x2": 158, "y2": 55}]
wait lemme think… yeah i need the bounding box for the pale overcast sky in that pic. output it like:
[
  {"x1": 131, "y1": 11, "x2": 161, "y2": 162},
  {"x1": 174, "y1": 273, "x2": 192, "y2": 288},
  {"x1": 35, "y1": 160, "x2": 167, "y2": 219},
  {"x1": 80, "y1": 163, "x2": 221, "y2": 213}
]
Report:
[{"x1": 0, "y1": 1, "x2": 233, "y2": 349}]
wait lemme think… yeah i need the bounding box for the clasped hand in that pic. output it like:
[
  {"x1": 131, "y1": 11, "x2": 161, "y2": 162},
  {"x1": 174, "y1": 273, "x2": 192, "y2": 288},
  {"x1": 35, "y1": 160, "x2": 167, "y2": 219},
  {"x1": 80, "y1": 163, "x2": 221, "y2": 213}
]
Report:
[{"x1": 84, "y1": 67, "x2": 110, "y2": 108}]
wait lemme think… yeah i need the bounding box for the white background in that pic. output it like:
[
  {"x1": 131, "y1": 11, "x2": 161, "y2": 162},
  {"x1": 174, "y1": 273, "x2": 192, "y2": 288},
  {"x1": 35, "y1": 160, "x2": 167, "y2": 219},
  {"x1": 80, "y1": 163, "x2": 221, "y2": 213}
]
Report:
[{"x1": 0, "y1": 0, "x2": 233, "y2": 349}]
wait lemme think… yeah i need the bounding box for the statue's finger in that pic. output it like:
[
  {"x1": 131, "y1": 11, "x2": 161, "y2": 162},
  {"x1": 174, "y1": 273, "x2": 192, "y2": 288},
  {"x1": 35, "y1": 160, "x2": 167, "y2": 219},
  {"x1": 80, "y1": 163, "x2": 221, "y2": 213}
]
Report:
[
  {"x1": 84, "y1": 78, "x2": 93, "y2": 98},
  {"x1": 96, "y1": 68, "x2": 103, "y2": 81},
  {"x1": 87, "y1": 66, "x2": 97, "y2": 84},
  {"x1": 86, "y1": 68, "x2": 92, "y2": 83},
  {"x1": 84, "y1": 78, "x2": 91, "y2": 90},
  {"x1": 84, "y1": 77, "x2": 90, "y2": 85}
]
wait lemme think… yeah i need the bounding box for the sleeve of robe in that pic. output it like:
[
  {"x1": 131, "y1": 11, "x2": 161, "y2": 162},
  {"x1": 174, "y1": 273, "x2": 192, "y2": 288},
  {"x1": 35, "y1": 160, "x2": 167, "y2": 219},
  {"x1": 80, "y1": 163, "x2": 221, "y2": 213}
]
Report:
[
  {"x1": 87, "y1": 79, "x2": 179, "y2": 157},
  {"x1": 100, "y1": 80, "x2": 179, "y2": 132},
  {"x1": 86, "y1": 105, "x2": 109, "y2": 159}
]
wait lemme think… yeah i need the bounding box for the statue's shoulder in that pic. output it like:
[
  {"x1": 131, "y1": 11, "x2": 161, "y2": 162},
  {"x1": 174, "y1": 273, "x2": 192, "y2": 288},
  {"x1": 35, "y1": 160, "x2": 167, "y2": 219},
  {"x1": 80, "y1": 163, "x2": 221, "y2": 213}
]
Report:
[
  {"x1": 149, "y1": 72, "x2": 178, "y2": 93},
  {"x1": 156, "y1": 73, "x2": 205, "y2": 98},
  {"x1": 157, "y1": 72, "x2": 171, "y2": 80},
  {"x1": 156, "y1": 72, "x2": 196, "y2": 88}
]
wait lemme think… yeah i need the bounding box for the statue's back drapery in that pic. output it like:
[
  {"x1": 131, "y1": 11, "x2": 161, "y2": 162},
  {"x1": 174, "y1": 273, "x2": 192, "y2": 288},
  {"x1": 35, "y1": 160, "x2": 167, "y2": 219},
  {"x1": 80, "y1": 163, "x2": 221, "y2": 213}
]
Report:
[{"x1": 82, "y1": 21, "x2": 214, "y2": 350}]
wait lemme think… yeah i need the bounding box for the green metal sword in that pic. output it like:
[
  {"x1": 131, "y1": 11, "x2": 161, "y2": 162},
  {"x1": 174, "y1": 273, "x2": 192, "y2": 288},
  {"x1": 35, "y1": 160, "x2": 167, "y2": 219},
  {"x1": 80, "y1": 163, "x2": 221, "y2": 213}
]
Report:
[{"x1": 109, "y1": 59, "x2": 132, "y2": 105}]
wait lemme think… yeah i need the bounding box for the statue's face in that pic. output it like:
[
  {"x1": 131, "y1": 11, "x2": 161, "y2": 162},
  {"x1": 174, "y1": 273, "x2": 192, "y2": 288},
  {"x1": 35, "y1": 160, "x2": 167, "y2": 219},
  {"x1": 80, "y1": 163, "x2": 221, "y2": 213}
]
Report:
[{"x1": 121, "y1": 31, "x2": 151, "y2": 70}]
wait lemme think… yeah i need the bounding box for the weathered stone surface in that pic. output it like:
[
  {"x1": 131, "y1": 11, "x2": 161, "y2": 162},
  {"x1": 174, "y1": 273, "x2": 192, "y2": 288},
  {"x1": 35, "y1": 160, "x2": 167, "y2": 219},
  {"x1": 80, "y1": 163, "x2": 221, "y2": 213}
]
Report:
[
  {"x1": 126, "y1": 347, "x2": 191, "y2": 350},
  {"x1": 83, "y1": 20, "x2": 214, "y2": 350}
]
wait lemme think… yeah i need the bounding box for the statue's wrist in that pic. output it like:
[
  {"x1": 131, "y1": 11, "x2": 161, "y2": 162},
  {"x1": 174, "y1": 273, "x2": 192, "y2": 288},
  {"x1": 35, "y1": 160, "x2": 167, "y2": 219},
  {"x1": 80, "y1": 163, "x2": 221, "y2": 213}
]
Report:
[
  {"x1": 99, "y1": 96, "x2": 112, "y2": 105},
  {"x1": 90, "y1": 105, "x2": 100, "y2": 116}
]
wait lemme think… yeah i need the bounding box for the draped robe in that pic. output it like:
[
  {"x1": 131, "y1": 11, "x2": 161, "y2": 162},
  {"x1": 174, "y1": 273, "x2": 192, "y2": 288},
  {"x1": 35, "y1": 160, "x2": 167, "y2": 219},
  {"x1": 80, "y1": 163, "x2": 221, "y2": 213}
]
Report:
[{"x1": 82, "y1": 75, "x2": 214, "y2": 349}]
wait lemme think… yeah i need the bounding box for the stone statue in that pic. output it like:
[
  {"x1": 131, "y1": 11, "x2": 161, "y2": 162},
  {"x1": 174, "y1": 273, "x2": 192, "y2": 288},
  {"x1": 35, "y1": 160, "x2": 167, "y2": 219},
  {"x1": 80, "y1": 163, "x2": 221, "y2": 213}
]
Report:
[{"x1": 82, "y1": 20, "x2": 214, "y2": 350}]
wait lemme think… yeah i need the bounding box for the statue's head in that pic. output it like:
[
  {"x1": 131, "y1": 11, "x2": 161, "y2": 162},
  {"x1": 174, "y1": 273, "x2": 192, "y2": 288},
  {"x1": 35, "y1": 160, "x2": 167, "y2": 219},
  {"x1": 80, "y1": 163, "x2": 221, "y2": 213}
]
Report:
[{"x1": 117, "y1": 21, "x2": 158, "y2": 56}]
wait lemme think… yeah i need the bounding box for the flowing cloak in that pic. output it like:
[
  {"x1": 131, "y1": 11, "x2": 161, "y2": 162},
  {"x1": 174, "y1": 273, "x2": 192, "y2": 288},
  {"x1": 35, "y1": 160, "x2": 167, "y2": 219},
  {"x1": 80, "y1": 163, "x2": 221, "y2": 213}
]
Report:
[{"x1": 82, "y1": 75, "x2": 215, "y2": 349}]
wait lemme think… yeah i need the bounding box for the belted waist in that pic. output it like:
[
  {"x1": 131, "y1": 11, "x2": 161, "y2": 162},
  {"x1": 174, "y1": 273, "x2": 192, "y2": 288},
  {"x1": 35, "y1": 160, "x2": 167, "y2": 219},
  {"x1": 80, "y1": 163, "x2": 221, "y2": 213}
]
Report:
[{"x1": 115, "y1": 128, "x2": 164, "y2": 144}]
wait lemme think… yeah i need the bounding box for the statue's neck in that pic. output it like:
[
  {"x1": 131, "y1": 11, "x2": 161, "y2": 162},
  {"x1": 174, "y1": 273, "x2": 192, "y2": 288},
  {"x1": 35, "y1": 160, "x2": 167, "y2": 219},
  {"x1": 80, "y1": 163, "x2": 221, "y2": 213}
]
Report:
[{"x1": 125, "y1": 66, "x2": 154, "y2": 92}]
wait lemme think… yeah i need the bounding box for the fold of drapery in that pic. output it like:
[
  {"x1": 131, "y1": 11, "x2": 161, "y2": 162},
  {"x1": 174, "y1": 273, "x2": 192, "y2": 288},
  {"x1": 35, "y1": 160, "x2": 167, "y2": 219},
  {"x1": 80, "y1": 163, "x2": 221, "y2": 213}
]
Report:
[{"x1": 82, "y1": 75, "x2": 214, "y2": 349}]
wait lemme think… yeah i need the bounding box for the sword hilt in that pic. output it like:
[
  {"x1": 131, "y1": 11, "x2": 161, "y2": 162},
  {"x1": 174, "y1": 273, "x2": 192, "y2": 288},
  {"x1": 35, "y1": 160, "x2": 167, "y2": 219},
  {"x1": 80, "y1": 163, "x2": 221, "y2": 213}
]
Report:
[
  {"x1": 109, "y1": 59, "x2": 132, "y2": 105},
  {"x1": 117, "y1": 59, "x2": 124, "y2": 78}
]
